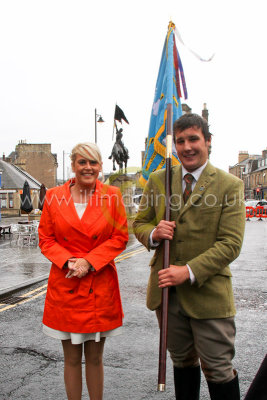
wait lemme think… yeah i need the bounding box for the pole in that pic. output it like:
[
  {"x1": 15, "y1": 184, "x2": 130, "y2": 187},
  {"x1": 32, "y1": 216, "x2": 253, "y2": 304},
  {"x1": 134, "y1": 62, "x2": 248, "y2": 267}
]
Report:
[
  {"x1": 0, "y1": 171, "x2": 2, "y2": 221},
  {"x1": 95, "y1": 108, "x2": 97, "y2": 144},
  {"x1": 158, "y1": 103, "x2": 173, "y2": 392}
]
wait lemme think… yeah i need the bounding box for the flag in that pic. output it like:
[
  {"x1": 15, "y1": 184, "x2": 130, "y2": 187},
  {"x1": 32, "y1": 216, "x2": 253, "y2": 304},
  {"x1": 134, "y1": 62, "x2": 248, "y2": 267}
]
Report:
[
  {"x1": 114, "y1": 104, "x2": 129, "y2": 124},
  {"x1": 140, "y1": 21, "x2": 187, "y2": 186}
]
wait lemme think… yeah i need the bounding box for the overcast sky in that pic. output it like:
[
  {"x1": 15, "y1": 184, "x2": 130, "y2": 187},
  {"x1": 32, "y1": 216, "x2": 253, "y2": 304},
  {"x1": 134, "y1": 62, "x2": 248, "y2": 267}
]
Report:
[{"x1": 0, "y1": 0, "x2": 266, "y2": 179}]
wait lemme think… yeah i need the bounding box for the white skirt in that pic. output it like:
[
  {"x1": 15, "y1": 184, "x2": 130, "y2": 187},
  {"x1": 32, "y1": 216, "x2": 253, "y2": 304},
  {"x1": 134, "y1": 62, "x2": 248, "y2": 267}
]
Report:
[{"x1": 43, "y1": 324, "x2": 123, "y2": 345}]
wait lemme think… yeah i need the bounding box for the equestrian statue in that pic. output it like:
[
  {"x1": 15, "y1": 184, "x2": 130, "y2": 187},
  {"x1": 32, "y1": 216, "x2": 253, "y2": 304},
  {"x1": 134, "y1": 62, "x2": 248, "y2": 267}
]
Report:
[{"x1": 109, "y1": 123, "x2": 129, "y2": 173}]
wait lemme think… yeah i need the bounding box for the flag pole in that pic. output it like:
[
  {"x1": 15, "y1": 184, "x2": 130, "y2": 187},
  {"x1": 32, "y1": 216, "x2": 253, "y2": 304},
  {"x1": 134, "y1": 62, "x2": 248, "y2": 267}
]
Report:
[
  {"x1": 112, "y1": 103, "x2": 116, "y2": 141},
  {"x1": 158, "y1": 102, "x2": 173, "y2": 391}
]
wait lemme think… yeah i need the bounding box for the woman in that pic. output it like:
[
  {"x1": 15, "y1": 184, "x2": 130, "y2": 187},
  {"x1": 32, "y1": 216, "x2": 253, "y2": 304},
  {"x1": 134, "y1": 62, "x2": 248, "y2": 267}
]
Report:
[{"x1": 38, "y1": 142, "x2": 128, "y2": 400}]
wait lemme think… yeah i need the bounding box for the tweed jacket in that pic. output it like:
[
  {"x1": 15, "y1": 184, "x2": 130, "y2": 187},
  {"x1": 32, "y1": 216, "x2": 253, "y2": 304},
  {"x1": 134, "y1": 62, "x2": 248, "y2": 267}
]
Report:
[
  {"x1": 133, "y1": 162, "x2": 245, "y2": 319},
  {"x1": 38, "y1": 179, "x2": 128, "y2": 333}
]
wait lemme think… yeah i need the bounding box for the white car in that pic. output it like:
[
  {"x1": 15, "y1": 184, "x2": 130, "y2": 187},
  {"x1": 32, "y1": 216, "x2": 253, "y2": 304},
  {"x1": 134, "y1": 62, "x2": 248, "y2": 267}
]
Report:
[
  {"x1": 245, "y1": 199, "x2": 267, "y2": 208},
  {"x1": 245, "y1": 200, "x2": 258, "y2": 208}
]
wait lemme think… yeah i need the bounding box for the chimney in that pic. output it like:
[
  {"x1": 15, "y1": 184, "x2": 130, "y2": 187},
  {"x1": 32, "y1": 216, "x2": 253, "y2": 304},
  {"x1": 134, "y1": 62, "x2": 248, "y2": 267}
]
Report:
[
  {"x1": 202, "y1": 103, "x2": 209, "y2": 121},
  {"x1": 238, "y1": 151, "x2": 249, "y2": 163},
  {"x1": 262, "y1": 148, "x2": 267, "y2": 159},
  {"x1": 2, "y1": 153, "x2": 5, "y2": 161}
]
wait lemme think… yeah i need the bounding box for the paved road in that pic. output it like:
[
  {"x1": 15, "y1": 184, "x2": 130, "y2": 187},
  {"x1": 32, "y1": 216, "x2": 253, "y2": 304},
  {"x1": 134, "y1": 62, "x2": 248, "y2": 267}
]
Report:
[{"x1": 0, "y1": 218, "x2": 266, "y2": 399}]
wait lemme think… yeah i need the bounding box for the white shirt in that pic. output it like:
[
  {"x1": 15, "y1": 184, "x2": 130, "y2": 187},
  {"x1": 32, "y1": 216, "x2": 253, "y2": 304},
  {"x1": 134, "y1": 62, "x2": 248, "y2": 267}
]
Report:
[{"x1": 181, "y1": 161, "x2": 208, "y2": 192}]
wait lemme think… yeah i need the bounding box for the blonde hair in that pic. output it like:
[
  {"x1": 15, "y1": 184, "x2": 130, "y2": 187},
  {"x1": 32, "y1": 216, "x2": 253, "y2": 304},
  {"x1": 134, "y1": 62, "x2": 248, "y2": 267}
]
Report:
[{"x1": 70, "y1": 142, "x2": 102, "y2": 164}]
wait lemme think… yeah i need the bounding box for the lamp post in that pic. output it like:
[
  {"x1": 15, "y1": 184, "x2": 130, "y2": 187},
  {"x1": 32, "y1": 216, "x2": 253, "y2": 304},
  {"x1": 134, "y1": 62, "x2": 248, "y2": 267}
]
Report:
[
  {"x1": 240, "y1": 166, "x2": 245, "y2": 198},
  {"x1": 63, "y1": 151, "x2": 71, "y2": 183},
  {"x1": 94, "y1": 108, "x2": 104, "y2": 144},
  {"x1": 0, "y1": 169, "x2": 3, "y2": 221}
]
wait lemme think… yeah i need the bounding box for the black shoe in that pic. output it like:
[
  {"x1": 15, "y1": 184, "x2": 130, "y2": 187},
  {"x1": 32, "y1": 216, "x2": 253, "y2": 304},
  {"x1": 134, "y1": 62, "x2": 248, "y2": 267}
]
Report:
[
  {"x1": 207, "y1": 373, "x2": 240, "y2": 400},
  {"x1": 173, "y1": 365, "x2": 200, "y2": 400}
]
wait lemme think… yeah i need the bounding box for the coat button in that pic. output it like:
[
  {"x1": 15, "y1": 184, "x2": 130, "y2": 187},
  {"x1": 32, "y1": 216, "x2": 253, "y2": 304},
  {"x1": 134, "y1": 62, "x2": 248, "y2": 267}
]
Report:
[
  {"x1": 92, "y1": 235, "x2": 98, "y2": 239},
  {"x1": 69, "y1": 290, "x2": 74, "y2": 294},
  {"x1": 89, "y1": 289, "x2": 93, "y2": 294},
  {"x1": 64, "y1": 237, "x2": 68, "y2": 241}
]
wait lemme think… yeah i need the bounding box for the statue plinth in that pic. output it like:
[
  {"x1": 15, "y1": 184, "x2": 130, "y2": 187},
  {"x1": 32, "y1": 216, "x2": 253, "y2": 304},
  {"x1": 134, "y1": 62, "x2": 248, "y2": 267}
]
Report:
[{"x1": 109, "y1": 173, "x2": 135, "y2": 216}]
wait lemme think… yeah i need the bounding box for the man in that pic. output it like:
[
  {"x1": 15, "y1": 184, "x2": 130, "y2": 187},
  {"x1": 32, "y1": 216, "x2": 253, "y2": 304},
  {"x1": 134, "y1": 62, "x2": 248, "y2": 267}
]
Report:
[{"x1": 133, "y1": 113, "x2": 245, "y2": 400}]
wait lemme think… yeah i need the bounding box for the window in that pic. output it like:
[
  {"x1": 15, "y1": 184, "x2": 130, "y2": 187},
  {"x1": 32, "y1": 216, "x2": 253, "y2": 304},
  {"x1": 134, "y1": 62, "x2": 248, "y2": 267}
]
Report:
[
  {"x1": 0, "y1": 193, "x2": 7, "y2": 208},
  {"x1": 9, "y1": 193, "x2": 14, "y2": 208}
]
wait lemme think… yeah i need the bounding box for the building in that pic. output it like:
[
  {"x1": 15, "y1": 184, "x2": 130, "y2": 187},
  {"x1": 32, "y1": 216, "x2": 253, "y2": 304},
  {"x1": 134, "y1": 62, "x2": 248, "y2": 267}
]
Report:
[
  {"x1": 0, "y1": 160, "x2": 41, "y2": 218},
  {"x1": 7, "y1": 140, "x2": 57, "y2": 188},
  {"x1": 229, "y1": 149, "x2": 267, "y2": 200}
]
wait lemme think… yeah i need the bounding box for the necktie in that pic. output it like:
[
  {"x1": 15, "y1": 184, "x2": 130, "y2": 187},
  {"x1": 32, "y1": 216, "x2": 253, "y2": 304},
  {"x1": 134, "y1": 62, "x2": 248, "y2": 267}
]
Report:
[{"x1": 183, "y1": 173, "x2": 194, "y2": 204}]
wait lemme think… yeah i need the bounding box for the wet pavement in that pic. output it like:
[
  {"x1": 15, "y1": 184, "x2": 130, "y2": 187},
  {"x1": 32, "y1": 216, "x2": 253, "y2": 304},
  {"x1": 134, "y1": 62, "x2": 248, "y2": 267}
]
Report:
[
  {"x1": 0, "y1": 216, "x2": 139, "y2": 296},
  {"x1": 0, "y1": 217, "x2": 266, "y2": 399},
  {"x1": 0, "y1": 217, "x2": 49, "y2": 295}
]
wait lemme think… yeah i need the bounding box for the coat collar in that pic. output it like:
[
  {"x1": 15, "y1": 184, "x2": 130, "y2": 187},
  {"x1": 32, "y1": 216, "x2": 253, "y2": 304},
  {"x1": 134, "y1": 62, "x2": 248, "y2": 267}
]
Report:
[{"x1": 53, "y1": 179, "x2": 109, "y2": 236}]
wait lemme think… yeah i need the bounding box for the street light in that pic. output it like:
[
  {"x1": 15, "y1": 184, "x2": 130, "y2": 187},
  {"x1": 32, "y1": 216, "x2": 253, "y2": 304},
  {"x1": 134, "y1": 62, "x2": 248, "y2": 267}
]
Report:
[
  {"x1": 240, "y1": 166, "x2": 245, "y2": 198},
  {"x1": 0, "y1": 169, "x2": 3, "y2": 222},
  {"x1": 62, "y1": 151, "x2": 71, "y2": 183},
  {"x1": 94, "y1": 108, "x2": 104, "y2": 144}
]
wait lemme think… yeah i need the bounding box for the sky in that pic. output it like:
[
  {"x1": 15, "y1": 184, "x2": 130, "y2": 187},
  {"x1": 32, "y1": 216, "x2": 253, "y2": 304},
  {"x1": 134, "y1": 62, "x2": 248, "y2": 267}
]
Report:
[{"x1": 0, "y1": 0, "x2": 266, "y2": 180}]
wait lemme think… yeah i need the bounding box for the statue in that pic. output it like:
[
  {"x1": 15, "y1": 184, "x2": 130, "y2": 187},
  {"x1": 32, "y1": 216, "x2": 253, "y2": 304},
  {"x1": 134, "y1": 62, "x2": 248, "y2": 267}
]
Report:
[{"x1": 109, "y1": 124, "x2": 129, "y2": 173}]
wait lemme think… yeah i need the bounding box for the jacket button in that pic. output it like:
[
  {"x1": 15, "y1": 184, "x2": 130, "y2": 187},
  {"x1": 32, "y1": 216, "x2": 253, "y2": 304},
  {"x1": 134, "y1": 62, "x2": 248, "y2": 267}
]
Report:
[
  {"x1": 69, "y1": 290, "x2": 74, "y2": 294},
  {"x1": 92, "y1": 235, "x2": 98, "y2": 239},
  {"x1": 64, "y1": 237, "x2": 68, "y2": 241},
  {"x1": 89, "y1": 289, "x2": 93, "y2": 294},
  {"x1": 179, "y1": 219, "x2": 185, "y2": 224}
]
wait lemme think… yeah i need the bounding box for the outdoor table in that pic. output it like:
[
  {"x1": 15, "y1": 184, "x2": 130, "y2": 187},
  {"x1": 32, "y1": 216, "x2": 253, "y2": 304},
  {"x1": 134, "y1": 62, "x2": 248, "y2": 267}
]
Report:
[{"x1": 0, "y1": 225, "x2": 12, "y2": 235}]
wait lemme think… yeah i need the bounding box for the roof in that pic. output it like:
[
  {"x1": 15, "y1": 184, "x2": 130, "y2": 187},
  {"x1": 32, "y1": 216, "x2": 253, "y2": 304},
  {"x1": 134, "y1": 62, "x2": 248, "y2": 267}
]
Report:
[{"x1": 0, "y1": 160, "x2": 41, "y2": 190}]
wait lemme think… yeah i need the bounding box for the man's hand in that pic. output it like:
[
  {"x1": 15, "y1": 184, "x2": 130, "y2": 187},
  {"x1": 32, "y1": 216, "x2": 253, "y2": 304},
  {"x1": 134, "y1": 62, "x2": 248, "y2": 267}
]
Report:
[
  {"x1": 65, "y1": 258, "x2": 90, "y2": 279},
  {"x1": 152, "y1": 220, "x2": 176, "y2": 243},
  {"x1": 158, "y1": 265, "x2": 190, "y2": 288}
]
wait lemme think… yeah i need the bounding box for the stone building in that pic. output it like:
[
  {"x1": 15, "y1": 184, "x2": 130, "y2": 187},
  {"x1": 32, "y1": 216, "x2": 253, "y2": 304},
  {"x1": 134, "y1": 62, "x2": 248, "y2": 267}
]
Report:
[
  {"x1": 0, "y1": 160, "x2": 41, "y2": 217},
  {"x1": 229, "y1": 149, "x2": 267, "y2": 199},
  {"x1": 7, "y1": 141, "x2": 57, "y2": 188}
]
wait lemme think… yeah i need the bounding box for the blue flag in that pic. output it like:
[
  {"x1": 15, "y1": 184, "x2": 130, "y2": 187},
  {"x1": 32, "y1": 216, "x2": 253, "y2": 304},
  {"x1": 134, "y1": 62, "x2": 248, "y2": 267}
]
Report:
[{"x1": 140, "y1": 22, "x2": 187, "y2": 186}]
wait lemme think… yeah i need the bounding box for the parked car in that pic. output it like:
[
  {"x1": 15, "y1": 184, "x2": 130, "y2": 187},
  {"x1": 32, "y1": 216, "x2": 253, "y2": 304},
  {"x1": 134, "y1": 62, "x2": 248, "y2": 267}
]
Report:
[
  {"x1": 256, "y1": 200, "x2": 267, "y2": 209},
  {"x1": 245, "y1": 199, "x2": 267, "y2": 216},
  {"x1": 245, "y1": 200, "x2": 258, "y2": 208},
  {"x1": 133, "y1": 194, "x2": 142, "y2": 213}
]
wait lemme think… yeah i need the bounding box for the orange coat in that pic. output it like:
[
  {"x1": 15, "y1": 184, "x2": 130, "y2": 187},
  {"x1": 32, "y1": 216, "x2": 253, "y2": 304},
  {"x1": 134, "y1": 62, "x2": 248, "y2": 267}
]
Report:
[{"x1": 38, "y1": 179, "x2": 128, "y2": 333}]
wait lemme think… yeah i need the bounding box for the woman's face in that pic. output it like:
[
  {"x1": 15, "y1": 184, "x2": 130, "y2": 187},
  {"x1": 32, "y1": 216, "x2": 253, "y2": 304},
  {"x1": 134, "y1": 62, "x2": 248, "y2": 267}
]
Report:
[{"x1": 72, "y1": 154, "x2": 101, "y2": 190}]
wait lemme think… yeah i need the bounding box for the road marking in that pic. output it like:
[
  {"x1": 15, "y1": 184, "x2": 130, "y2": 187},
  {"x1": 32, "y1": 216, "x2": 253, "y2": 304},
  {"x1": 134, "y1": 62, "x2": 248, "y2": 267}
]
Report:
[
  {"x1": 0, "y1": 290, "x2": 47, "y2": 312},
  {"x1": 116, "y1": 248, "x2": 146, "y2": 262},
  {"x1": 0, "y1": 246, "x2": 147, "y2": 313},
  {"x1": 20, "y1": 284, "x2": 48, "y2": 297}
]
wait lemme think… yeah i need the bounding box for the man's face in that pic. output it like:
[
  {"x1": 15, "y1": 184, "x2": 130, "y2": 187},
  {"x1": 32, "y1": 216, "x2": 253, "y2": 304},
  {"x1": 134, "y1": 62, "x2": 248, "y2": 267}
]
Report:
[{"x1": 174, "y1": 126, "x2": 211, "y2": 172}]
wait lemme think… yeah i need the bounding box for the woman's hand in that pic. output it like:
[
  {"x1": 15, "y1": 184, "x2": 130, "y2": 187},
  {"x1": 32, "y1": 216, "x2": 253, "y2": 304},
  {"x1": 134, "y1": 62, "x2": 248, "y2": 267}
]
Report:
[{"x1": 65, "y1": 258, "x2": 91, "y2": 279}]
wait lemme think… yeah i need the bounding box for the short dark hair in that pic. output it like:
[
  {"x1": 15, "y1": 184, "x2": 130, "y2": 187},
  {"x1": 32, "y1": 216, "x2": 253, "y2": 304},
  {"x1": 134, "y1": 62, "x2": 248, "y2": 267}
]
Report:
[{"x1": 173, "y1": 113, "x2": 211, "y2": 141}]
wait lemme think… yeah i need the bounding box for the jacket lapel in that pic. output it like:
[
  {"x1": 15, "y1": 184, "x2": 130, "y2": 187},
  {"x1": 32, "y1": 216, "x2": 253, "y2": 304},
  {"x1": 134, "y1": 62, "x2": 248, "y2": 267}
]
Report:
[
  {"x1": 54, "y1": 180, "x2": 107, "y2": 237},
  {"x1": 179, "y1": 161, "x2": 216, "y2": 218},
  {"x1": 170, "y1": 165, "x2": 183, "y2": 221},
  {"x1": 80, "y1": 181, "x2": 111, "y2": 231},
  {"x1": 54, "y1": 180, "x2": 86, "y2": 233}
]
